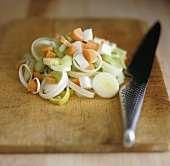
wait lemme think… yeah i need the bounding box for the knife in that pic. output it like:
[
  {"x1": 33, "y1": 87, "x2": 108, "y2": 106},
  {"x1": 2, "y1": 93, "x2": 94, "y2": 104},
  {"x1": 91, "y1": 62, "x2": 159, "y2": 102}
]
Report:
[{"x1": 119, "y1": 22, "x2": 161, "y2": 147}]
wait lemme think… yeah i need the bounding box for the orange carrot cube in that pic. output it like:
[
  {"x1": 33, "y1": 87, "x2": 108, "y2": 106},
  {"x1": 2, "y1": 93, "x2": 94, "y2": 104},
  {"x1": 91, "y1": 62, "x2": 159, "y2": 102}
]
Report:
[
  {"x1": 60, "y1": 36, "x2": 70, "y2": 47},
  {"x1": 28, "y1": 79, "x2": 38, "y2": 92},
  {"x1": 82, "y1": 49, "x2": 97, "y2": 63},
  {"x1": 42, "y1": 46, "x2": 53, "y2": 58},
  {"x1": 70, "y1": 78, "x2": 80, "y2": 86},
  {"x1": 15, "y1": 61, "x2": 24, "y2": 70},
  {"x1": 70, "y1": 28, "x2": 84, "y2": 41},
  {"x1": 84, "y1": 40, "x2": 99, "y2": 51},
  {"x1": 45, "y1": 50, "x2": 56, "y2": 58},
  {"x1": 85, "y1": 63, "x2": 95, "y2": 70},
  {"x1": 33, "y1": 71, "x2": 43, "y2": 82},
  {"x1": 66, "y1": 45, "x2": 77, "y2": 56}
]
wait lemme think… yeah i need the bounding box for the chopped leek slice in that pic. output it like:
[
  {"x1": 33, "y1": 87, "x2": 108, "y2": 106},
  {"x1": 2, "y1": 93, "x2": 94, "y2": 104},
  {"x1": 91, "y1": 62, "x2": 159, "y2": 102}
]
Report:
[
  {"x1": 49, "y1": 86, "x2": 70, "y2": 105},
  {"x1": 92, "y1": 72, "x2": 119, "y2": 98},
  {"x1": 24, "y1": 59, "x2": 35, "y2": 81},
  {"x1": 43, "y1": 57, "x2": 61, "y2": 66}
]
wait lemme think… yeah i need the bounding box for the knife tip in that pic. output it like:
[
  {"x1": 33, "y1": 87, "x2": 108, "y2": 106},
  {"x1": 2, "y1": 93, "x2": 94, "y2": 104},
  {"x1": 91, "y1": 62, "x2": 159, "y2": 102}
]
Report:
[{"x1": 123, "y1": 129, "x2": 135, "y2": 148}]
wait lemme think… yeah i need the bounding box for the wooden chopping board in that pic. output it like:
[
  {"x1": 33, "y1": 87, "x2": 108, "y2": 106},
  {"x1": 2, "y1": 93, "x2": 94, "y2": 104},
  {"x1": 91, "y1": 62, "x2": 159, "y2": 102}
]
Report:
[{"x1": 0, "y1": 18, "x2": 170, "y2": 153}]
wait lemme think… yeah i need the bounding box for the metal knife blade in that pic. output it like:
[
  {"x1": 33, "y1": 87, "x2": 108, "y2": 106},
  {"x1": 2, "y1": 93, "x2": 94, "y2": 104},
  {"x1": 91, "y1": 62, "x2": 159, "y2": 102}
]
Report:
[{"x1": 119, "y1": 22, "x2": 161, "y2": 147}]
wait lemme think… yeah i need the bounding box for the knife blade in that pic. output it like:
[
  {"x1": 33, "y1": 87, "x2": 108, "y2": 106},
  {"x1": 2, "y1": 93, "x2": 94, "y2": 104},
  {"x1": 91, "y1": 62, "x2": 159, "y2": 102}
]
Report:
[{"x1": 119, "y1": 22, "x2": 161, "y2": 147}]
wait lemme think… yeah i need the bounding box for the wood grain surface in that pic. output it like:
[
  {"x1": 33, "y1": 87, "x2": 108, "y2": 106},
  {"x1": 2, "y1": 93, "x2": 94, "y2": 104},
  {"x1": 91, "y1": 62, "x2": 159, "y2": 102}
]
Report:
[
  {"x1": 0, "y1": 0, "x2": 170, "y2": 165},
  {"x1": 0, "y1": 18, "x2": 169, "y2": 153}
]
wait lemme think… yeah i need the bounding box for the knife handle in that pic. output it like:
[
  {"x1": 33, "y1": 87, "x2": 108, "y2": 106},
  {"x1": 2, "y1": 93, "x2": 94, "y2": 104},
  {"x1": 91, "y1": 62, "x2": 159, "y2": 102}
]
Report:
[{"x1": 119, "y1": 79, "x2": 147, "y2": 147}]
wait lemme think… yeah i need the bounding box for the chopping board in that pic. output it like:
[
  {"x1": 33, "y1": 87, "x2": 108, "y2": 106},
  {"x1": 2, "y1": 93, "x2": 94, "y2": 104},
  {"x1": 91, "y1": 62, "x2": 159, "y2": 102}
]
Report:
[{"x1": 0, "y1": 18, "x2": 170, "y2": 153}]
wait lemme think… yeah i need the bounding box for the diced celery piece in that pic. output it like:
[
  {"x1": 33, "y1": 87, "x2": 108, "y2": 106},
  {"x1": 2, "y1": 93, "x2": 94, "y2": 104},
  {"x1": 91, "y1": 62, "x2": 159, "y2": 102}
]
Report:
[
  {"x1": 62, "y1": 47, "x2": 68, "y2": 55},
  {"x1": 101, "y1": 54, "x2": 116, "y2": 66},
  {"x1": 41, "y1": 74, "x2": 45, "y2": 80},
  {"x1": 59, "y1": 44, "x2": 67, "y2": 52},
  {"x1": 113, "y1": 47, "x2": 127, "y2": 56},
  {"x1": 113, "y1": 47, "x2": 127, "y2": 69},
  {"x1": 111, "y1": 52, "x2": 120, "y2": 58},
  {"x1": 34, "y1": 61, "x2": 45, "y2": 73},
  {"x1": 51, "y1": 38, "x2": 61, "y2": 49},
  {"x1": 54, "y1": 48, "x2": 64, "y2": 58},
  {"x1": 21, "y1": 53, "x2": 34, "y2": 61},
  {"x1": 93, "y1": 62, "x2": 99, "y2": 69},
  {"x1": 47, "y1": 67, "x2": 52, "y2": 74},
  {"x1": 65, "y1": 35, "x2": 74, "y2": 43}
]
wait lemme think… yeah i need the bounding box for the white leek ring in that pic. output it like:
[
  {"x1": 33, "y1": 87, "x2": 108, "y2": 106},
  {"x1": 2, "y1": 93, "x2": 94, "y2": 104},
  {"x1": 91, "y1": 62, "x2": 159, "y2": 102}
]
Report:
[
  {"x1": 67, "y1": 71, "x2": 93, "y2": 78},
  {"x1": 92, "y1": 72, "x2": 119, "y2": 98},
  {"x1": 31, "y1": 37, "x2": 53, "y2": 61},
  {"x1": 68, "y1": 80, "x2": 95, "y2": 98},
  {"x1": 73, "y1": 50, "x2": 102, "y2": 73},
  {"x1": 32, "y1": 78, "x2": 40, "y2": 94},
  {"x1": 19, "y1": 64, "x2": 32, "y2": 88},
  {"x1": 49, "y1": 65, "x2": 71, "y2": 72},
  {"x1": 49, "y1": 86, "x2": 70, "y2": 105},
  {"x1": 39, "y1": 71, "x2": 68, "y2": 99}
]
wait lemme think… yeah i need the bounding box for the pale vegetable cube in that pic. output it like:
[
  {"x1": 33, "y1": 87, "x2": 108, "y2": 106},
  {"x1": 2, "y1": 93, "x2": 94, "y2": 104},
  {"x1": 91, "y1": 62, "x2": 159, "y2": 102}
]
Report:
[
  {"x1": 93, "y1": 37, "x2": 103, "y2": 45},
  {"x1": 110, "y1": 43, "x2": 117, "y2": 51},
  {"x1": 79, "y1": 76, "x2": 92, "y2": 89},
  {"x1": 72, "y1": 41, "x2": 83, "y2": 51},
  {"x1": 83, "y1": 28, "x2": 93, "y2": 42},
  {"x1": 97, "y1": 43, "x2": 111, "y2": 56},
  {"x1": 74, "y1": 53, "x2": 89, "y2": 69}
]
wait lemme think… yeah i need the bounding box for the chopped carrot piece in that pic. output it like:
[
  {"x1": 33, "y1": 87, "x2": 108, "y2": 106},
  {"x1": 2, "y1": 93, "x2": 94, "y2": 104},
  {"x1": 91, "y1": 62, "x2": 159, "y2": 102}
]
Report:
[
  {"x1": 60, "y1": 36, "x2": 70, "y2": 47},
  {"x1": 70, "y1": 78, "x2": 80, "y2": 86},
  {"x1": 54, "y1": 34, "x2": 60, "y2": 39},
  {"x1": 70, "y1": 28, "x2": 84, "y2": 41},
  {"x1": 84, "y1": 40, "x2": 99, "y2": 51},
  {"x1": 42, "y1": 46, "x2": 53, "y2": 58},
  {"x1": 33, "y1": 71, "x2": 43, "y2": 82},
  {"x1": 66, "y1": 45, "x2": 77, "y2": 56},
  {"x1": 15, "y1": 61, "x2": 24, "y2": 70},
  {"x1": 46, "y1": 50, "x2": 56, "y2": 58},
  {"x1": 85, "y1": 63, "x2": 94, "y2": 70},
  {"x1": 28, "y1": 79, "x2": 38, "y2": 92},
  {"x1": 82, "y1": 49, "x2": 97, "y2": 63},
  {"x1": 46, "y1": 76, "x2": 57, "y2": 84},
  {"x1": 101, "y1": 39, "x2": 105, "y2": 44}
]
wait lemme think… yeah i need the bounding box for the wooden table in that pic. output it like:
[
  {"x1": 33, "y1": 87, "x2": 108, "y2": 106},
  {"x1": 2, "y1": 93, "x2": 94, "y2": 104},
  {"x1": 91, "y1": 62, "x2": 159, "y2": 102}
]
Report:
[{"x1": 0, "y1": 0, "x2": 170, "y2": 165}]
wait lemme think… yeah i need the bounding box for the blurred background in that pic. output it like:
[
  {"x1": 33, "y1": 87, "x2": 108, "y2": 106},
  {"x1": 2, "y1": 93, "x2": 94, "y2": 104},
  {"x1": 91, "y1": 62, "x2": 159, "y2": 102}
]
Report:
[{"x1": 0, "y1": 0, "x2": 170, "y2": 166}]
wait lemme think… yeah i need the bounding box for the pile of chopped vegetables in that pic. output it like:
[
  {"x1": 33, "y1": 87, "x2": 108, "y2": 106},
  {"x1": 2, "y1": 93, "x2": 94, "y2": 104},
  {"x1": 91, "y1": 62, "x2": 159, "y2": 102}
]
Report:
[{"x1": 16, "y1": 28, "x2": 127, "y2": 105}]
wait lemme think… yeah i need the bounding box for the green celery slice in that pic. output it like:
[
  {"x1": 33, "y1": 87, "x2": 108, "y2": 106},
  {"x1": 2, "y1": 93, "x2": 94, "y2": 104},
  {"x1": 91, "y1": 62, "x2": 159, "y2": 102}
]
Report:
[
  {"x1": 34, "y1": 61, "x2": 45, "y2": 73},
  {"x1": 54, "y1": 48, "x2": 64, "y2": 58},
  {"x1": 59, "y1": 44, "x2": 67, "y2": 52}
]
